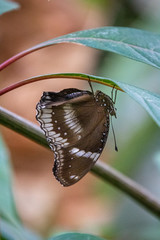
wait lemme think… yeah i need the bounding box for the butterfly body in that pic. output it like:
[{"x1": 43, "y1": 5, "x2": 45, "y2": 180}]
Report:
[{"x1": 36, "y1": 88, "x2": 116, "y2": 186}]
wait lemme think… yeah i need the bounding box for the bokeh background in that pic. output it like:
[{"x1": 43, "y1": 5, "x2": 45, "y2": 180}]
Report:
[{"x1": 0, "y1": 0, "x2": 160, "y2": 239}]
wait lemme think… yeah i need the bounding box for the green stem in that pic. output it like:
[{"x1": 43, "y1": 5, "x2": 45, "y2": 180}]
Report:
[
  {"x1": 0, "y1": 106, "x2": 160, "y2": 218},
  {"x1": 0, "y1": 107, "x2": 48, "y2": 148},
  {"x1": 0, "y1": 73, "x2": 123, "y2": 96},
  {"x1": 92, "y1": 163, "x2": 160, "y2": 218}
]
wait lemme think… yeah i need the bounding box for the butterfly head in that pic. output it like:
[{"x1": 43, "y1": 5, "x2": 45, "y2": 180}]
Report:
[{"x1": 95, "y1": 90, "x2": 116, "y2": 118}]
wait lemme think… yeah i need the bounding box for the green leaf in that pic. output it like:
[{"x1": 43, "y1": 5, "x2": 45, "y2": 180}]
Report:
[
  {"x1": 83, "y1": 73, "x2": 160, "y2": 126},
  {"x1": 0, "y1": 135, "x2": 43, "y2": 240},
  {"x1": 49, "y1": 233, "x2": 106, "y2": 240},
  {"x1": 113, "y1": 79, "x2": 160, "y2": 127},
  {"x1": 20, "y1": 72, "x2": 160, "y2": 127},
  {"x1": 0, "y1": 218, "x2": 43, "y2": 240},
  {"x1": 0, "y1": 0, "x2": 20, "y2": 15},
  {"x1": 154, "y1": 151, "x2": 160, "y2": 172},
  {"x1": 39, "y1": 27, "x2": 160, "y2": 69},
  {"x1": 1, "y1": 27, "x2": 160, "y2": 72},
  {"x1": 0, "y1": 135, "x2": 20, "y2": 223}
]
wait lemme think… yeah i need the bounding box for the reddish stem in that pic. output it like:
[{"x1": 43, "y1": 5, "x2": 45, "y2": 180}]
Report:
[
  {"x1": 0, "y1": 45, "x2": 44, "y2": 71},
  {"x1": 0, "y1": 73, "x2": 122, "y2": 96}
]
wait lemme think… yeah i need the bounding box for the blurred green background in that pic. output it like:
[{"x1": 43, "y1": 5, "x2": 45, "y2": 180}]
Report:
[{"x1": 0, "y1": 0, "x2": 160, "y2": 239}]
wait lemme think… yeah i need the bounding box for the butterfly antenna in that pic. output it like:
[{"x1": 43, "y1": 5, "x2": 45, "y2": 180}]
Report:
[
  {"x1": 113, "y1": 89, "x2": 118, "y2": 104},
  {"x1": 88, "y1": 76, "x2": 94, "y2": 95},
  {"x1": 111, "y1": 86, "x2": 114, "y2": 100},
  {"x1": 111, "y1": 117, "x2": 118, "y2": 152},
  {"x1": 111, "y1": 86, "x2": 118, "y2": 104}
]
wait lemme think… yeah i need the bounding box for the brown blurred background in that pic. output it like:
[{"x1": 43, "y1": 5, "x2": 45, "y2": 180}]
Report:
[
  {"x1": 0, "y1": 0, "x2": 114, "y2": 236},
  {"x1": 1, "y1": 0, "x2": 160, "y2": 239}
]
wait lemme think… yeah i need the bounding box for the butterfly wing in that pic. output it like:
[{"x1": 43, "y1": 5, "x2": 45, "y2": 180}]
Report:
[{"x1": 36, "y1": 89, "x2": 110, "y2": 186}]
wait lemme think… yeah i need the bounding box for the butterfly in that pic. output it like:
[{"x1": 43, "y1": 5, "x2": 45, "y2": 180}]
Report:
[{"x1": 36, "y1": 88, "x2": 117, "y2": 186}]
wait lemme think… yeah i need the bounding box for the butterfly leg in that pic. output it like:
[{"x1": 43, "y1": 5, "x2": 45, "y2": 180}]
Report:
[{"x1": 87, "y1": 76, "x2": 94, "y2": 95}]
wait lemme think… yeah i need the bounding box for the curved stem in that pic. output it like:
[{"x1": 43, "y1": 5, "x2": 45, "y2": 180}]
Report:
[
  {"x1": 0, "y1": 106, "x2": 160, "y2": 218},
  {"x1": 0, "y1": 73, "x2": 123, "y2": 96},
  {"x1": 92, "y1": 163, "x2": 160, "y2": 218},
  {"x1": 0, "y1": 43, "x2": 52, "y2": 71}
]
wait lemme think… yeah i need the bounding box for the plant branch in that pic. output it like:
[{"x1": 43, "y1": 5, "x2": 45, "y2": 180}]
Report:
[
  {"x1": 0, "y1": 107, "x2": 48, "y2": 148},
  {"x1": 0, "y1": 106, "x2": 160, "y2": 218},
  {"x1": 0, "y1": 44, "x2": 47, "y2": 71},
  {"x1": 0, "y1": 73, "x2": 123, "y2": 96},
  {"x1": 92, "y1": 163, "x2": 160, "y2": 218}
]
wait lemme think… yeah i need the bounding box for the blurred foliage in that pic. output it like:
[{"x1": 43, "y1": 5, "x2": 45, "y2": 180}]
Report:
[
  {"x1": 0, "y1": 134, "x2": 105, "y2": 240},
  {"x1": 154, "y1": 151, "x2": 160, "y2": 172},
  {"x1": 49, "y1": 232, "x2": 106, "y2": 240},
  {"x1": 0, "y1": 135, "x2": 19, "y2": 223},
  {"x1": 0, "y1": 135, "x2": 43, "y2": 240},
  {"x1": 0, "y1": 0, "x2": 160, "y2": 239},
  {"x1": 93, "y1": 0, "x2": 160, "y2": 239},
  {"x1": 0, "y1": 0, "x2": 20, "y2": 15},
  {"x1": 81, "y1": 0, "x2": 111, "y2": 9}
]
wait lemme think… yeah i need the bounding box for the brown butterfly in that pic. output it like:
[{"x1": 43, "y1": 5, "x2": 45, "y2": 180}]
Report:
[{"x1": 36, "y1": 88, "x2": 117, "y2": 186}]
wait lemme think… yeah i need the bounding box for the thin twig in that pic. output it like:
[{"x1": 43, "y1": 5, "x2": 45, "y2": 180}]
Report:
[
  {"x1": 0, "y1": 106, "x2": 160, "y2": 218},
  {"x1": 0, "y1": 73, "x2": 123, "y2": 96}
]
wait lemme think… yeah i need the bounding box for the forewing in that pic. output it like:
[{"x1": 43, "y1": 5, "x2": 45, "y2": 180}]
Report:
[{"x1": 36, "y1": 89, "x2": 110, "y2": 186}]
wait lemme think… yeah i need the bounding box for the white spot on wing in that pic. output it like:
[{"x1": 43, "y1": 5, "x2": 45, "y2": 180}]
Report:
[
  {"x1": 41, "y1": 114, "x2": 51, "y2": 118},
  {"x1": 63, "y1": 142, "x2": 69, "y2": 146},
  {"x1": 64, "y1": 111, "x2": 75, "y2": 120},
  {"x1": 94, "y1": 153, "x2": 100, "y2": 161},
  {"x1": 43, "y1": 118, "x2": 52, "y2": 123},
  {"x1": 70, "y1": 175, "x2": 79, "y2": 180},
  {"x1": 56, "y1": 137, "x2": 63, "y2": 141},
  {"x1": 70, "y1": 175, "x2": 76, "y2": 179},
  {"x1": 48, "y1": 131, "x2": 56, "y2": 136},
  {"x1": 67, "y1": 121, "x2": 77, "y2": 128},
  {"x1": 70, "y1": 148, "x2": 79, "y2": 154},
  {"x1": 54, "y1": 133, "x2": 60, "y2": 138},
  {"x1": 73, "y1": 126, "x2": 82, "y2": 133},
  {"x1": 84, "y1": 151, "x2": 92, "y2": 158},
  {"x1": 75, "y1": 150, "x2": 85, "y2": 157},
  {"x1": 90, "y1": 153, "x2": 97, "y2": 159},
  {"x1": 90, "y1": 152, "x2": 99, "y2": 159},
  {"x1": 43, "y1": 109, "x2": 52, "y2": 113},
  {"x1": 46, "y1": 127, "x2": 53, "y2": 131},
  {"x1": 45, "y1": 96, "x2": 51, "y2": 100},
  {"x1": 77, "y1": 135, "x2": 81, "y2": 140},
  {"x1": 60, "y1": 138, "x2": 68, "y2": 143},
  {"x1": 45, "y1": 123, "x2": 53, "y2": 127},
  {"x1": 64, "y1": 109, "x2": 73, "y2": 114}
]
